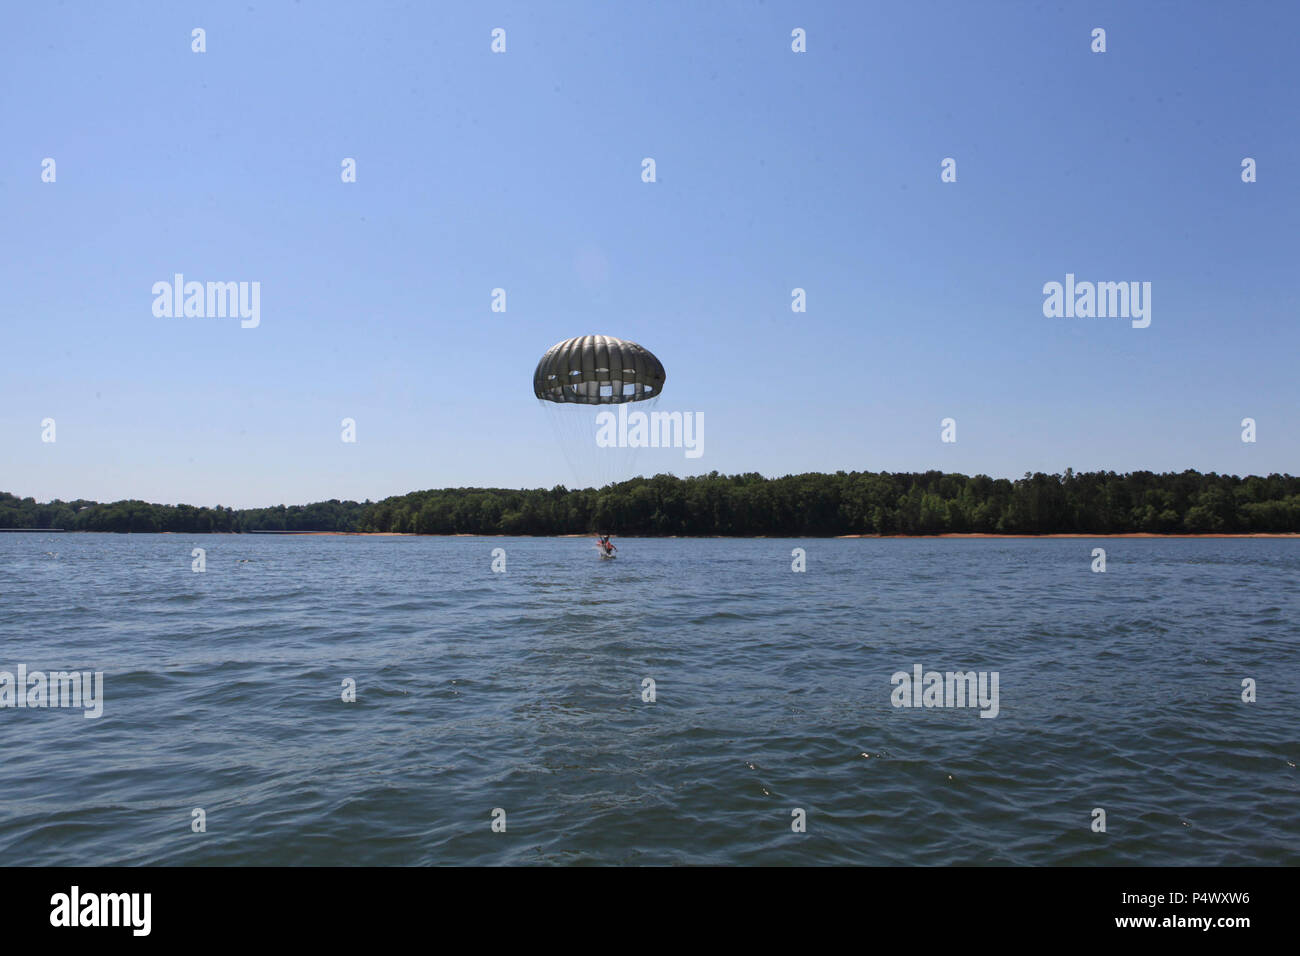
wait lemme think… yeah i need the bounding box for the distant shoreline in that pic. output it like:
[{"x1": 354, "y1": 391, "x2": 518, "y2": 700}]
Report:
[
  {"x1": 148, "y1": 530, "x2": 1300, "y2": 538},
  {"x1": 838, "y1": 532, "x2": 1300, "y2": 539},
  {"x1": 9, "y1": 470, "x2": 1300, "y2": 536},
  {"x1": 5, "y1": 529, "x2": 1298, "y2": 539}
]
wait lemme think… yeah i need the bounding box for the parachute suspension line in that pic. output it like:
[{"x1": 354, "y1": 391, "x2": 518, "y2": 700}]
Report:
[
  {"x1": 538, "y1": 398, "x2": 596, "y2": 490},
  {"x1": 533, "y1": 334, "x2": 667, "y2": 494},
  {"x1": 537, "y1": 394, "x2": 663, "y2": 491}
]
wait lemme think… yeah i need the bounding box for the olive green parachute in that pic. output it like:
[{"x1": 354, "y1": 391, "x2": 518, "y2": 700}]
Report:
[{"x1": 533, "y1": 335, "x2": 666, "y2": 405}]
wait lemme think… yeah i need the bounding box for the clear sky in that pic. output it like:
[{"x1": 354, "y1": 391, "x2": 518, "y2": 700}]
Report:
[{"x1": 3, "y1": 1, "x2": 1297, "y2": 508}]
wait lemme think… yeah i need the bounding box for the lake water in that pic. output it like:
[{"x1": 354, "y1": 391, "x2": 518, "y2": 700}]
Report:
[{"x1": 1, "y1": 534, "x2": 1296, "y2": 865}]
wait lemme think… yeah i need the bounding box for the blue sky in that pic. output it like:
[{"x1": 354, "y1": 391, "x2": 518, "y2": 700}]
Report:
[{"x1": 3, "y1": 1, "x2": 1297, "y2": 508}]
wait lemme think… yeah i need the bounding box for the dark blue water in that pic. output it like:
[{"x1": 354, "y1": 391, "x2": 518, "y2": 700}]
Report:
[{"x1": 1, "y1": 534, "x2": 1296, "y2": 865}]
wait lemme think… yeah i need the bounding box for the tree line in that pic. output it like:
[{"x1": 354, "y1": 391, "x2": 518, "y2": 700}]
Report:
[
  {"x1": 0, "y1": 494, "x2": 367, "y2": 534},
  {"x1": 5, "y1": 469, "x2": 1300, "y2": 535}
]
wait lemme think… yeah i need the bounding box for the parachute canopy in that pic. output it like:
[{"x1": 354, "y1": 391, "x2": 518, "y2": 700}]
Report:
[{"x1": 533, "y1": 335, "x2": 666, "y2": 405}]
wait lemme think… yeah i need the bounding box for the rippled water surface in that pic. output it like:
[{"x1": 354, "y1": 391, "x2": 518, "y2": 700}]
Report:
[{"x1": 1, "y1": 534, "x2": 1297, "y2": 865}]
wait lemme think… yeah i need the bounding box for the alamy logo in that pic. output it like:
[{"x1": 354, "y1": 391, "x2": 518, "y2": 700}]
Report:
[
  {"x1": 890, "y1": 664, "x2": 999, "y2": 718},
  {"x1": 50, "y1": 886, "x2": 151, "y2": 936},
  {"x1": 152, "y1": 273, "x2": 260, "y2": 328},
  {"x1": 595, "y1": 404, "x2": 704, "y2": 459},
  {"x1": 0, "y1": 665, "x2": 104, "y2": 718},
  {"x1": 1042, "y1": 273, "x2": 1150, "y2": 328}
]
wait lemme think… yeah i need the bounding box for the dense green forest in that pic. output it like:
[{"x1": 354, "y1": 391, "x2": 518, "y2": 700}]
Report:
[
  {"x1": 0, "y1": 494, "x2": 366, "y2": 534},
  {"x1": 4, "y1": 469, "x2": 1300, "y2": 535}
]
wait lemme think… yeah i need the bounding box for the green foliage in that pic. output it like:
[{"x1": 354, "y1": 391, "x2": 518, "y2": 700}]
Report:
[
  {"x1": 0, "y1": 493, "x2": 365, "y2": 533},
  {"x1": 4, "y1": 470, "x2": 1299, "y2": 535},
  {"x1": 354, "y1": 470, "x2": 1300, "y2": 535}
]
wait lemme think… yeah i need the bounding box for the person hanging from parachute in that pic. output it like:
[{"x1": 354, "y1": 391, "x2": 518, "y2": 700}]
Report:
[{"x1": 534, "y1": 334, "x2": 666, "y2": 560}]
